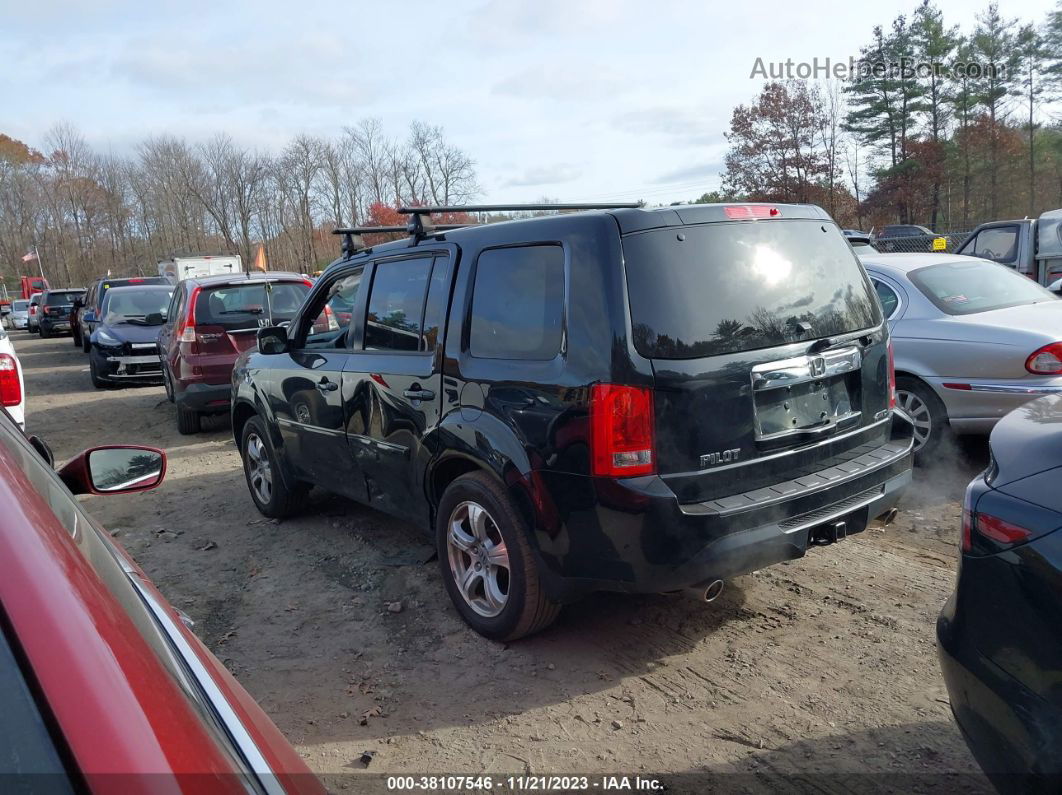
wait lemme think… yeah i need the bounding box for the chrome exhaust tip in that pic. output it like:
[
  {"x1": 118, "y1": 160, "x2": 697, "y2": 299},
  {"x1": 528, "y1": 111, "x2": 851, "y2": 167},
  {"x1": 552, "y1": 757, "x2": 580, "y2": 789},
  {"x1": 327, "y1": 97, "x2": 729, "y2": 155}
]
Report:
[
  {"x1": 686, "y1": 579, "x2": 725, "y2": 603},
  {"x1": 880, "y1": 507, "x2": 899, "y2": 527}
]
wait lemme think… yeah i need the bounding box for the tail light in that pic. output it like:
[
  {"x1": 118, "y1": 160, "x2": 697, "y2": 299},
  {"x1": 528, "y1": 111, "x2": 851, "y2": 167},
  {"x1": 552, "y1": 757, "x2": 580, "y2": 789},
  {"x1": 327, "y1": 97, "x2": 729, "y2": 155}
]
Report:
[
  {"x1": 0, "y1": 355, "x2": 21, "y2": 407},
  {"x1": 1025, "y1": 342, "x2": 1062, "y2": 375},
  {"x1": 963, "y1": 508, "x2": 1032, "y2": 554},
  {"x1": 887, "y1": 341, "x2": 896, "y2": 409},
  {"x1": 175, "y1": 287, "x2": 202, "y2": 351},
  {"x1": 28, "y1": 305, "x2": 36, "y2": 316},
  {"x1": 590, "y1": 384, "x2": 655, "y2": 477},
  {"x1": 724, "y1": 205, "x2": 781, "y2": 220}
]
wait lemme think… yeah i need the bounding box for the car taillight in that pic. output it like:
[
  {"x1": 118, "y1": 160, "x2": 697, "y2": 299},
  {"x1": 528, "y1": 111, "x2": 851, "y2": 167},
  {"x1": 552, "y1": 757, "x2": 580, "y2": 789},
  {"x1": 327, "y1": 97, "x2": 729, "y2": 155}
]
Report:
[
  {"x1": 28, "y1": 306, "x2": 36, "y2": 316},
  {"x1": 1025, "y1": 342, "x2": 1062, "y2": 375},
  {"x1": 590, "y1": 384, "x2": 655, "y2": 477},
  {"x1": 724, "y1": 205, "x2": 781, "y2": 220},
  {"x1": 176, "y1": 287, "x2": 202, "y2": 349},
  {"x1": 887, "y1": 341, "x2": 896, "y2": 409},
  {"x1": 0, "y1": 355, "x2": 21, "y2": 407}
]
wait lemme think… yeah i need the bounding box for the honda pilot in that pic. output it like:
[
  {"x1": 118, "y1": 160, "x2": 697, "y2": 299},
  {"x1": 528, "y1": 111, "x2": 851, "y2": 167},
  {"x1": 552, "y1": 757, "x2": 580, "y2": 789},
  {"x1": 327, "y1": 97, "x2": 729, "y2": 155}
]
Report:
[{"x1": 231, "y1": 203, "x2": 913, "y2": 640}]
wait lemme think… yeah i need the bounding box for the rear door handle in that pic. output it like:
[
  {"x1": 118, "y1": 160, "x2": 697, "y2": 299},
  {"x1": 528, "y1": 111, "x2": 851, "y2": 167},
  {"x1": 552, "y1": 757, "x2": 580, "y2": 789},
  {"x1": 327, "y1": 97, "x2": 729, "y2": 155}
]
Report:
[
  {"x1": 403, "y1": 388, "x2": 435, "y2": 400},
  {"x1": 316, "y1": 377, "x2": 338, "y2": 392}
]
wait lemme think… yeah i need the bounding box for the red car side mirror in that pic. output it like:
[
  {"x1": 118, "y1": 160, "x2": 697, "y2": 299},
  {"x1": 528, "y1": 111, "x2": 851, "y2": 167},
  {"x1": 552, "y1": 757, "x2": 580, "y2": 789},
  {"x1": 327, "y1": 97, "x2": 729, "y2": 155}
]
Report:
[{"x1": 58, "y1": 445, "x2": 167, "y2": 496}]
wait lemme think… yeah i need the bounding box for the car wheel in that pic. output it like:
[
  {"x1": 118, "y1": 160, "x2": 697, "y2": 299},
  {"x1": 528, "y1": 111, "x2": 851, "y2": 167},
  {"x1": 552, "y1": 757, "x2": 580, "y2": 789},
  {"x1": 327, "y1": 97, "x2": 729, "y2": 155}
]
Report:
[
  {"x1": 240, "y1": 417, "x2": 307, "y2": 519},
  {"x1": 88, "y1": 356, "x2": 110, "y2": 389},
  {"x1": 39, "y1": 326, "x2": 49, "y2": 338},
  {"x1": 436, "y1": 471, "x2": 561, "y2": 641},
  {"x1": 72, "y1": 327, "x2": 81, "y2": 346},
  {"x1": 82, "y1": 332, "x2": 91, "y2": 353},
  {"x1": 896, "y1": 376, "x2": 948, "y2": 464},
  {"x1": 176, "y1": 403, "x2": 201, "y2": 434}
]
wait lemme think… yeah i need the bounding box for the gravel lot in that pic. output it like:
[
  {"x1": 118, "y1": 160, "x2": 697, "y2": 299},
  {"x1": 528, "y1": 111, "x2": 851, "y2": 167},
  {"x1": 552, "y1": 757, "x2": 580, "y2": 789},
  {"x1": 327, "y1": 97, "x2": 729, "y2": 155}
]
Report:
[{"x1": 18, "y1": 331, "x2": 994, "y2": 792}]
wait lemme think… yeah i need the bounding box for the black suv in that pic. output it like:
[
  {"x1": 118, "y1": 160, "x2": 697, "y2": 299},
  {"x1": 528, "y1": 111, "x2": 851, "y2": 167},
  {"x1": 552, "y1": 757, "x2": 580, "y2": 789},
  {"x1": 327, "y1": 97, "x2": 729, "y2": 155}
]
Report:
[
  {"x1": 37, "y1": 288, "x2": 86, "y2": 337},
  {"x1": 77, "y1": 276, "x2": 169, "y2": 352},
  {"x1": 231, "y1": 202, "x2": 913, "y2": 640}
]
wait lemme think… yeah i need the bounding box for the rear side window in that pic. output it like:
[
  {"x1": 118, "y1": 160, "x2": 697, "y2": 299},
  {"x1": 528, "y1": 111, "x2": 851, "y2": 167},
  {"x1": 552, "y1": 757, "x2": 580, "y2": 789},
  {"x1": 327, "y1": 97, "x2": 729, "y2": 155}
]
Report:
[
  {"x1": 469, "y1": 245, "x2": 564, "y2": 360},
  {"x1": 194, "y1": 282, "x2": 309, "y2": 330},
  {"x1": 624, "y1": 220, "x2": 880, "y2": 359},
  {"x1": 364, "y1": 258, "x2": 433, "y2": 352},
  {"x1": 872, "y1": 280, "x2": 900, "y2": 318}
]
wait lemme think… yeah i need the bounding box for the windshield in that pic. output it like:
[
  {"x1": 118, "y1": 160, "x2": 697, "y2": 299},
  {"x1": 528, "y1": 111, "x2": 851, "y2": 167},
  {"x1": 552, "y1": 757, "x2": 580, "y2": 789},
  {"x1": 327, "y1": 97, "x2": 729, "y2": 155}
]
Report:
[
  {"x1": 194, "y1": 281, "x2": 309, "y2": 331},
  {"x1": 908, "y1": 259, "x2": 1056, "y2": 315},
  {"x1": 12, "y1": 301, "x2": 28, "y2": 311},
  {"x1": 102, "y1": 288, "x2": 173, "y2": 325},
  {"x1": 624, "y1": 219, "x2": 881, "y2": 359},
  {"x1": 45, "y1": 291, "x2": 84, "y2": 306}
]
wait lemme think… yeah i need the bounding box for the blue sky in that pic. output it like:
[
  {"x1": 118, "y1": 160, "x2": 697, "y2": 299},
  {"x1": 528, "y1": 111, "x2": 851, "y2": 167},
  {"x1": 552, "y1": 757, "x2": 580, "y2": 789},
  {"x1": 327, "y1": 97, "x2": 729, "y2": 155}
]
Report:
[{"x1": 2, "y1": 0, "x2": 1054, "y2": 204}]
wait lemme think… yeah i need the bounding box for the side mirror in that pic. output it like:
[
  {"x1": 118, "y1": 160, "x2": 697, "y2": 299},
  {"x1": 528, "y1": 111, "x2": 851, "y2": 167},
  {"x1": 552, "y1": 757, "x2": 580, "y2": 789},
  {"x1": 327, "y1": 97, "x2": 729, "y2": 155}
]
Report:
[
  {"x1": 257, "y1": 325, "x2": 289, "y2": 355},
  {"x1": 83, "y1": 311, "x2": 96, "y2": 323},
  {"x1": 146, "y1": 312, "x2": 165, "y2": 325},
  {"x1": 72, "y1": 297, "x2": 84, "y2": 308},
  {"x1": 58, "y1": 445, "x2": 166, "y2": 496}
]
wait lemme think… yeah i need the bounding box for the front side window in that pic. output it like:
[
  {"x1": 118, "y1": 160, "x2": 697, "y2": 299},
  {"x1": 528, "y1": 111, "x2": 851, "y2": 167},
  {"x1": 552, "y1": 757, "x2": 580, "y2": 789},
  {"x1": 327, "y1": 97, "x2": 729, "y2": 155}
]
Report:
[
  {"x1": 469, "y1": 245, "x2": 564, "y2": 360},
  {"x1": 364, "y1": 258, "x2": 433, "y2": 353},
  {"x1": 909, "y1": 259, "x2": 1055, "y2": 315},
  {"x1": 970, "y1": 226, "x2": 1019, "y2": 265},
  {"x1": 300, "y1": 269, "x2": 364, "y2": 349}
]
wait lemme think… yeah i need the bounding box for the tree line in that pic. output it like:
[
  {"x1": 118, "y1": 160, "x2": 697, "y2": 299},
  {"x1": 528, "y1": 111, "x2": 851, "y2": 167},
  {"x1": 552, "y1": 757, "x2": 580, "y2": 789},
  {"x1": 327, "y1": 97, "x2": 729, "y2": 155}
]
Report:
[
  {"x1": 0, "y1": 120, "x2": 478, "y2": 287},
  {"x1": 716, "y1": 1, "x2": 1062, "y2": 232}
]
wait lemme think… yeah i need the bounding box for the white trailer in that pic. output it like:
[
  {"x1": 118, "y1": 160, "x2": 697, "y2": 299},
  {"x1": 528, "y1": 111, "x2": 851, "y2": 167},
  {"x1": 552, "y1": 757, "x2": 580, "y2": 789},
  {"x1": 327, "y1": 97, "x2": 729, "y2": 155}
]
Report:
[{"x1": 158, "y1": 255, "x2": 243, "y2": 283}]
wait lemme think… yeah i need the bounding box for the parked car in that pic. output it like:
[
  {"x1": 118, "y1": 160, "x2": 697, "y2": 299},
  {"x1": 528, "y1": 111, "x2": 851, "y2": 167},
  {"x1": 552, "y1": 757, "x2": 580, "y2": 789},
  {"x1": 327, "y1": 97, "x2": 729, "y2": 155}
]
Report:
[
  {"x1": 861, "y1": 253, "x2": 1062, "y2": 462},
  {"x1": 873, "y1": 224, "x2": 936, "y2": 253},
  {"x1": 77, "y1": 275, "x2": 169, "y2": 352},
  {"x1": 88, "y1": 284, "x2": 173, "y2": 389},
  {"x1": 0, "y1": 327, "x2": 25, "y2": 429},
  {"x1": 232, "y1": 202, "x2": 913, "y2": 640},
  {"x1": 37, "y1": 287, "x2": 86, "y2": 338},
  {"x1": 955, "y1": 208, "x2": 1062, "y2": 286},
  {"x1": 0, "y1": 408, "x2": 323, "y2": 792},
  {"x1": 938, "y1": 395, "x2": 1062, "y2": 793},
  {"x1": 9, "y1": 299, "x2": 30, "y2": 330},
  {"x1": 25, "y1": 293, "x2": 41, "y2": 333},
  {"x1": 158, "y1": 272, "x2": 312, "y2": 434}
]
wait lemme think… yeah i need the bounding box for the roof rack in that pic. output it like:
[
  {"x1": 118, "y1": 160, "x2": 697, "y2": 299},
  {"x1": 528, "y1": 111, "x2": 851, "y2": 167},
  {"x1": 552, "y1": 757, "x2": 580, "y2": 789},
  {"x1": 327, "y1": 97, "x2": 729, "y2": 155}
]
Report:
[
  {"x1": 331, "y1": 224, "x2": 472, "y2": 257},
  {"x1": 398, "y1": 202, "x2": 641, "y2": 241}
]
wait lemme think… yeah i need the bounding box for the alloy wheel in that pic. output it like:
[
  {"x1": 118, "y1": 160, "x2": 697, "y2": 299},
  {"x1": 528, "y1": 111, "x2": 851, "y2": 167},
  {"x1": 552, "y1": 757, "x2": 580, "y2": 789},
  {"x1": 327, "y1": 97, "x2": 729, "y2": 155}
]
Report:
[
  {"x1": 245, "y1": 433, "x2": 273, "y2": 505},
  {"x1": 445, "y1": 500, "x2": 510, "y2": 618},
  {"x1": 896, "y1": 389, "x2": 933, "y2": 451}
]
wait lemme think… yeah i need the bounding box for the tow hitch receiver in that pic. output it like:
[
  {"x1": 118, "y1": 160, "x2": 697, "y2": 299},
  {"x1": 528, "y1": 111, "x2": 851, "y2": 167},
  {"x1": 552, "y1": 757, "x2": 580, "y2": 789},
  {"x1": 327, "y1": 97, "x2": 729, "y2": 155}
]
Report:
[{"x1": 811, "y1": 520, "x2": 847, "y2": 546}]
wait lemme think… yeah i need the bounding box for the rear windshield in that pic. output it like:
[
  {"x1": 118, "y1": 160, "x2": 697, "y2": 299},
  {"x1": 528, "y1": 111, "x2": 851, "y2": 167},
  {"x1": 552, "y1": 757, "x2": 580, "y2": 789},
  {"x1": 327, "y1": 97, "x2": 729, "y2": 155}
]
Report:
[
  {"x1": 45, "y1": 291, "x2": 83, "y2": 306},
  {"x1": 624, "y1": 219, "x2": 880, "y2": 359},
  {"x1": 194, "y1": 282, "x2": 309, "y2": 330},
  {"x1": 908, "y1": 259, "x2": 1056, "y2": 315}
]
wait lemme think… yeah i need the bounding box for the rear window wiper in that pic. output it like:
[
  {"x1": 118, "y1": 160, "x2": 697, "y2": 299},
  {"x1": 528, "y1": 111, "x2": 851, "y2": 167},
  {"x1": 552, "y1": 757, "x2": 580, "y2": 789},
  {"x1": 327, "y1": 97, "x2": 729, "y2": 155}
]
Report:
[{"x1": 219, "y1": 308, "x2": 263, "y2": 315}]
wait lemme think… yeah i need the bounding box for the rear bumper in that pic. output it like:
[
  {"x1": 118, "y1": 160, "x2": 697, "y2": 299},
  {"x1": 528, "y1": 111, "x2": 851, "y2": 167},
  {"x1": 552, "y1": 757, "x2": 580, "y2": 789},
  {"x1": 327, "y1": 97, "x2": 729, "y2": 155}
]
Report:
[
  {"x1": 176, "y1": 381, "x2": 232, "y2": 412},
  {"x1": 39, "y1": 317, "x2": 72, "y2": 333},
  {"x1": 938, "y1": 596, "x2": 1062, "y2": 792},
  {"x1": 532, "y1": 425, "x2": 913, "y2": 599}
]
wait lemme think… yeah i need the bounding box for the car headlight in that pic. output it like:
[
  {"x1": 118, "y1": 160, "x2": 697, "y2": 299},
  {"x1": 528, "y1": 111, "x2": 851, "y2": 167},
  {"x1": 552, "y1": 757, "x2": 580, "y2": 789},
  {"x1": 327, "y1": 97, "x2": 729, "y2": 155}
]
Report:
[{"x1": 95, "y1": 329, "x2": 121, "y2": 347}]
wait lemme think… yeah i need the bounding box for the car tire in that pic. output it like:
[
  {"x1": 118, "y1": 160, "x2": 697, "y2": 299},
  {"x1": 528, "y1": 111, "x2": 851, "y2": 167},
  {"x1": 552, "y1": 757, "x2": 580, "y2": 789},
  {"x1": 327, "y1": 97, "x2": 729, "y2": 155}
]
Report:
[
  {"x1": 88, "y1": 356, "x2": 110, "y2": 389},
  {"x1": 39, "y1": 326, "x2": 49, "y2": 339},
  {"x1": 896, "y1": 376, "x2": 948, "y2": 465},
  {"x1": 240, "y1": 416, "x2": 307, "y2": 518},
  {"x1": 436, "y1": 471, "x2": 560, "y2": 641},
  {"x1": 72, "y1": 327, "x2": 82, "y2": 347},
  {"x1": 82, "y1": 332, "x2": 91, "y2": 353},
  {"x1": 176, "y1": 403, "x2": 200, "y2": 435}
]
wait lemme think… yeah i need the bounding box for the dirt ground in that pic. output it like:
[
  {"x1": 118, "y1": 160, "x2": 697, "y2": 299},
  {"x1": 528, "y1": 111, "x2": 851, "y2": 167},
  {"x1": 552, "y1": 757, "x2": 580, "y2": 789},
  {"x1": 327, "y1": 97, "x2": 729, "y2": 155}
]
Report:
[{"x1": 17, "y1": 331, "x2": 994, "y2": 792}]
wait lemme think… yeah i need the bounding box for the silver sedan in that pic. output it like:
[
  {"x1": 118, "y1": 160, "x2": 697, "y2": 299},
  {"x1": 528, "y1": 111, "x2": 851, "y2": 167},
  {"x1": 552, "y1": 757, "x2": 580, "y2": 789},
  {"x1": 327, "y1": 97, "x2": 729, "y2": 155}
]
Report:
[{"x1": 862, "y1": 253, "x2": 1062, "y2": 459}]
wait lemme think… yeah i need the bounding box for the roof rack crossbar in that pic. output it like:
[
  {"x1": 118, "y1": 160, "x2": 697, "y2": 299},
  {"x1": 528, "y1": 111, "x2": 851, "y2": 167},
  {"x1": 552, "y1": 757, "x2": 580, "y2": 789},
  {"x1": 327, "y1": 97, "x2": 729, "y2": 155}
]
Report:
[
  {"x1": 397, "y1": 202, "x2": 641, "y2": 214},
  {"x1": 331, "y1": 223, "x2": 477, "y2": 256}
]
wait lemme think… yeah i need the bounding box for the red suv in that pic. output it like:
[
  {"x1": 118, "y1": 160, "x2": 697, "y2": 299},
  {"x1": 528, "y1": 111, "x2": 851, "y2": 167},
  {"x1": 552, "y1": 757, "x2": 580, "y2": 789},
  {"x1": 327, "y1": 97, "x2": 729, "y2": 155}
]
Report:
[
  {"x1": 158, "y1": 273, "x2": 312, "y2": 434},
  {"x1": 0, "y1": 408, "x2": 322, "y2": 791}
]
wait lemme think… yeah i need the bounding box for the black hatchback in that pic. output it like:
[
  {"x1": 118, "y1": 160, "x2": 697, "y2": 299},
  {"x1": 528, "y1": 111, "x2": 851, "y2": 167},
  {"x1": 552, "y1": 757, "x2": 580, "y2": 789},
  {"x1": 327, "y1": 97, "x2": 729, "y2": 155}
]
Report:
[
  {"x1": 231, "y1": 203, "x2": 913, "y2": 640},
  {"x1": 938, "y1": 395, "x2": 1062, "y2": 793}
]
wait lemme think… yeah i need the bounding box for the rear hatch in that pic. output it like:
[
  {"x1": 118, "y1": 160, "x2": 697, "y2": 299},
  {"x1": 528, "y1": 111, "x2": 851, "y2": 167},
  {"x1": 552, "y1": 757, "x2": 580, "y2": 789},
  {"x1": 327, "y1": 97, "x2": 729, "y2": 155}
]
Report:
[
  {"x1": 622, "y1": 212, "x2": 890, "y2": 504},
  {"x1": 43, "y1": 290, "x2": 84, "y2": 321},
  {"x1": 192, "y1": 280, "x2": 310, "y2": 381}
]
